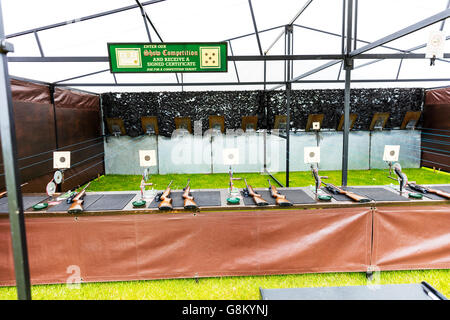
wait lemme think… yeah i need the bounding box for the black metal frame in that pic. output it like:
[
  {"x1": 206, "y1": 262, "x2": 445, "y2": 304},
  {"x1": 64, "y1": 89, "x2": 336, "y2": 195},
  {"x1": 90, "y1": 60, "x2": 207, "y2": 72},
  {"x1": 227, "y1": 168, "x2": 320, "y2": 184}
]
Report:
[{"x1": 0, "y1": 0, "x2": 449, "y2": 300}]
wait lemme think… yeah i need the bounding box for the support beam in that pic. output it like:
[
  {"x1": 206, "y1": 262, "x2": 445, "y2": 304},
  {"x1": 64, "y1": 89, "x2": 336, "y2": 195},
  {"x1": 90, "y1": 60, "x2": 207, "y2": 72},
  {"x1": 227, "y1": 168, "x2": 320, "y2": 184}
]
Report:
[
  {"x1": 55, "y1": 68, "x2": 110, "y2": 84},
  {"x1": 136, "y1": 0, "x2": 152, "y2": 42},
  {"x1": 10, "y1": 53, "x2": 450, "y2": 63},
  {"x1": 265, "y1": 0, "x2": 313, "y2": 54},
  {"x1": 247, "y1": 0, "x2": 263, "y2": 55},
  {"x1": 284, "y1": 25, "x2": 293, "y2": 187},
  {"x1": 6, "y1": 0, "x2": 166, "y2": 38},
  {"x1": 33, "y1": 32, "x2": 44, "y2": 57},
  {"x1": 354, "y1": 36, "x2": 450, "y2": 70},
  {"x1": 54, "y1": 78, "x2": 450, "y2": 87},
  {"x1": 0, "y1": 2, "x2": 31, "y2": 300},
  {"x1": 349, "y1": 9, "x2": 450, "y2": 57},
  {"x1": 342, "y1": 0, "x2": 353, "y2": 187},
  {"x1": 228, "y1": 41, "x2": 240, "y2": 83}
]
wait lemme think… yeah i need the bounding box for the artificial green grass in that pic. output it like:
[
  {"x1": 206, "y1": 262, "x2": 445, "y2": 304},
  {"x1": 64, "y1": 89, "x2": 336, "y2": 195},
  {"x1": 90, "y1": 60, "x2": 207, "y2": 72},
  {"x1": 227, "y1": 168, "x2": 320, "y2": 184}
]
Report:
[
  {"x1": 0, "y1": 270, "x2": 449, "y2": 300},
  {"x1": 1, "y1": 168, "x2": 448, "y2": 300},
  {"x1": 86, "y1": 168, "x2": 449, "y2": 192}
]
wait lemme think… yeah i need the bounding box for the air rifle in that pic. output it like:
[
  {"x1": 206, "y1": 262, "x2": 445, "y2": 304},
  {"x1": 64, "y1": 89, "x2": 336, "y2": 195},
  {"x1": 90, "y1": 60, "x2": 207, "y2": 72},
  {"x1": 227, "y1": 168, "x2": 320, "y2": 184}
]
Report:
[
  {"x1": 183, "y1": 179, "x2": 198, "y2": 209},
  {"x1": 407, "y1": 182, "x2": 450, "y2": 199},
  {"x1": 68, "y1": 182, "x2": 91, "y2": 214},
  {"x1": 0, "y1": 182, "x2": 28, "y2": 199},
  {"x1": 157, "y1": 180, "x2": 173, "y2": 210},
  {"x1": 323, "y1": 183, "x2": 371, "y2": 203},
  {"x1": 268, "y1": 179, "x2": 292, "y2": 206},
  {"x1": 243, "y1": 179, "x2": 268, "y2": 206}
]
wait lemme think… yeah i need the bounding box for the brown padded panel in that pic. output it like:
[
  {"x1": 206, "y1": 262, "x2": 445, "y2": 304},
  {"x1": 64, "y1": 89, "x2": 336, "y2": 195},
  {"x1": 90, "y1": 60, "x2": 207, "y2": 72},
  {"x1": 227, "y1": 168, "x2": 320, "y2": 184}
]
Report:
[
  {"x1": 54, "y1": 87, "x2": 99, "y2": 110},
  {"x1": 425, "y1": 87, "x2": 450, "y2": 105},
  {"x1": 372, "y1": 206, "x2": 450, "y2": 270},
  {"x1": 10, "y1": 79, "x2": 51, "y2": 105},
  {"x1": 0, "y1": 208, "x2": 372, "y2": 286},
  {"x1": 0, "y1": 101, "x2": 56, "y2": 190}
]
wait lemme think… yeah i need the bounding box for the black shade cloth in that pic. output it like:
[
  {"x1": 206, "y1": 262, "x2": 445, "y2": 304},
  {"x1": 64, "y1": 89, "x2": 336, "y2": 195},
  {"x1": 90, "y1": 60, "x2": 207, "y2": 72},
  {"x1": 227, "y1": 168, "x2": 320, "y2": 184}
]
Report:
[
  {"x1": 46, "y1": 194, "x2": 103, "y2": 212},
  {"x1": 260, "y1": 283, "x2": 446, "y2": 300},
  {"x1": 85, "y1": 194, "x2": 136, "y2": 211},
  {"x1": 241, "y1": 189, "x2": 316, "y2": 206},
  {"x1": 346, "y1": 187, "x2": 409, "y2": 202},
  {"x1": 0, "y1": 195, "x2": 49, "y2": 213},
  {"x1": 148, "y1": 191, "x2": 221, "y2": 208}
]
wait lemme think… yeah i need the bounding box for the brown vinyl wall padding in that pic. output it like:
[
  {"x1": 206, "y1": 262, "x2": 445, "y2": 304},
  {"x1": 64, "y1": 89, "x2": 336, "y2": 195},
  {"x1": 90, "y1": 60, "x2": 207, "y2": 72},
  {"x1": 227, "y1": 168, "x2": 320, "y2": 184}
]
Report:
[
  {"x1": 0, "y1": 208, "x2": 373, "y2": 286},
  {"x1": 372, "y1": 206, "x2": 450, "y2": 271},
  {"x1": 422, "y1": 87, "x2": 450, "y2": 172},
  {"x1": 0, "y1": 79, "x2": 103, "y2": 192}
]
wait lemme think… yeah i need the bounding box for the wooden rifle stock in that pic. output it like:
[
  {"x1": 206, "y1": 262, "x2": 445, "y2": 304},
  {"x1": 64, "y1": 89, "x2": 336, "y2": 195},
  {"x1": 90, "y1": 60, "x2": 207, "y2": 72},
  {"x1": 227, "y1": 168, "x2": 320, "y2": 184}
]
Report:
[
  {"x1": 426, "y1": 187, "x2": 450, "y2": 199},
  {"x1": 158, "y1": 180, "x2": 173, "y2": 210},
  {"x1": 183, "y1": 179, "x2": 198, "y2": 209},
  {"x1": 67, "y1": 182, "x2": 90, "y2": 214},
  {"x1": 324, "y1": 183, "x2": 371, "y2": 203},
  {"x1": 245, "y1": 179, "x2": 268, "y2": 206},
  {"x1": 268, "y1": 180, "x2": 292, "y2": 206}
]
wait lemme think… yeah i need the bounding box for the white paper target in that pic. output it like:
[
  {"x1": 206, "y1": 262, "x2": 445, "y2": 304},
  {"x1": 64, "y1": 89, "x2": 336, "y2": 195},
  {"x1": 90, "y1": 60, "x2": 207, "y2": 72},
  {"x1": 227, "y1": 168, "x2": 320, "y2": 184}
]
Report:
[
  {"x1": 383, "y1": 145, "x2": 400, "y2": 162},
  {"x1": 426, "y1": 30, "x2": 445, "y2": 59},
  {"x1": 53, "y1": 151, "x2": 71, "y2": 169},
  {"x1": 46, "y1": 181, "x2": 56, "y2": 196},
  {"x1": 222, "y1": 148, "x2": 239, "y2": 165},
  {"x1": 312, "y1": 122, "x2": 320, "y2": 130},
  {"x1": 139, "y1": 150, "x2": 157, "y2": 167},
  {"x1": 53, "y1": 170, "x2": 63, "y2": 184},
  {"x1": 304, "y1": 146, "x2": 320, "y2": 164}
]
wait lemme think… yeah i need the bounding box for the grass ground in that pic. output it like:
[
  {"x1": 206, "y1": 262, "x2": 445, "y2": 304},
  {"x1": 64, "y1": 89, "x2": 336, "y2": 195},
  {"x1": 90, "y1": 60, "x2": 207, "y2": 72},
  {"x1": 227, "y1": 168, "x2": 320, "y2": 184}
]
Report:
[
  {"x1": 86, "y1": 168, "x2": 450, "y2": 192},
  {"x1": 0, "y1": 168, "x2": 448, "y2": 300}
]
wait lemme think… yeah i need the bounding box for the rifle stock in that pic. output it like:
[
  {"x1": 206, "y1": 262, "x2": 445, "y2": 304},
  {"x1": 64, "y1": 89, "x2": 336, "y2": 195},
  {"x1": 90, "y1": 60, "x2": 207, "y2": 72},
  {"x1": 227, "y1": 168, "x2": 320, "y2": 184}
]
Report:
[
  {"x1": 158, "y1": 180, "x2": 173, "y2": 210},
  {"x1": 68, "y1": 199, "x2": 84, "y2": 214},
  {"x1": 245, "y1": 179, "x2": 268, "y2": 206},
  {"x1": 183, "y1": 179, "x2": 198, "y2": 209},
  {"x1": 67, "y1": 182, "x2": 90, "y2": 214},
  {"x1": 426, "y1": 187, "x2": 450, "y2": 199},
  {"x1": 268, "y1": 180, "x2": 292, "y2": 206}
]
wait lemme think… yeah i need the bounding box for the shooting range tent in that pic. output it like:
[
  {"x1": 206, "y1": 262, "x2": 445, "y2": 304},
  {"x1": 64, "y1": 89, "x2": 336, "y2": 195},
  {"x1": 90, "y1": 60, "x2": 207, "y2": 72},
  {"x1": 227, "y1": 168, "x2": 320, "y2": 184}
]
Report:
[{"x1": 0, "y1": 0, "x2": 449, "y2": 299}]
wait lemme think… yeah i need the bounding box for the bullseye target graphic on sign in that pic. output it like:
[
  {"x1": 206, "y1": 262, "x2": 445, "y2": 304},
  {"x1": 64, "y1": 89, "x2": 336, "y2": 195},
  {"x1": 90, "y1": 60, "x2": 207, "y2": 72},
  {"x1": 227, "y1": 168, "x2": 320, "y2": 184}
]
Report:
[{"x1": 200, "y1": 47, "x2": 221, "y2": 68}]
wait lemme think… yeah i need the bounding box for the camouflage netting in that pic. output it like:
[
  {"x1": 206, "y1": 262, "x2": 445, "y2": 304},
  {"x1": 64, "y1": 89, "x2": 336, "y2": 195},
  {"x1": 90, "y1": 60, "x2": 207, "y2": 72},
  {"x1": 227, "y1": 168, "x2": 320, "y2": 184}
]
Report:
[{"x1": 101, "y1": 88, "x2": 425, "y2": 137}]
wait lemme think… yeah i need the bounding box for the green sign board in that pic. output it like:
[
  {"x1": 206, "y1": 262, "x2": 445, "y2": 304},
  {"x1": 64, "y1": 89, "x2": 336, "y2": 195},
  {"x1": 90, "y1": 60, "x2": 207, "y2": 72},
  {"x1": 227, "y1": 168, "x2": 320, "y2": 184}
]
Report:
[{"x1": 107, "y1": 42, "x2": 228, "y2": 73}]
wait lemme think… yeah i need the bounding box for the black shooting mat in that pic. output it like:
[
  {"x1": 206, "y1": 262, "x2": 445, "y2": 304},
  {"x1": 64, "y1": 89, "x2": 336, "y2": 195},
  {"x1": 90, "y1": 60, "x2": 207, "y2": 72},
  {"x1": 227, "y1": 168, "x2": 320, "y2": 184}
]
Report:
[
  {"x1": 321, "y1": 187, "x2": 407, "y2": 202},
  {"x1": 435, "y1": 185, "x2": 450, "y2": 193},
  {"x1": 46, "y1": 194, "x2": 104, "y2": 212},
  {"x1": 346, "y1": 187, "x2": 409, "y2": 202},
  {"x1": 85, "y1": 193, "x2": 136, "y2": 211},
  {"x1": 260, "y1": 283, "x2": 445, "y2": 300},
  {"x1": 240, "y1": 189, "x2": 315, "y2": 206},
  {"x1": 0, "y1": 195, "x2": 49, "y2": 213},
  {"x1": 148, "y1": 190, "x2": 221, "y2": 208}
]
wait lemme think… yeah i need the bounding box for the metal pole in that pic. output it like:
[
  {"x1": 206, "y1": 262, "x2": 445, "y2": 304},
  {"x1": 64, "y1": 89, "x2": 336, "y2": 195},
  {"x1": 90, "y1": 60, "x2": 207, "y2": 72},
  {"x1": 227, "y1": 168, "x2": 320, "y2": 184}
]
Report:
[
  {"x1": 342, "y1": 0, "x2": 353, "y2": 187},
  {"x1": 137, "y1": 1, "x2": 152, "y2": 42},
  {"x1": 33, "y1": 32, "x2": 44, "y2": 57},
  {"x1": 247, "y1": 0, "x2": 263, "y2": 56},
  {"x1": 6, "y1": 0, "x2": 166, "y2": 39},
  {"x1": 285, "y1": 25, "x2": 293, "y2": 187},
  {"x1": 228, "y1": 41, "x2": 240, "y2": 83},
  {"x1": 0, "y1": 2, "x2": 31, "y2": 300}
]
